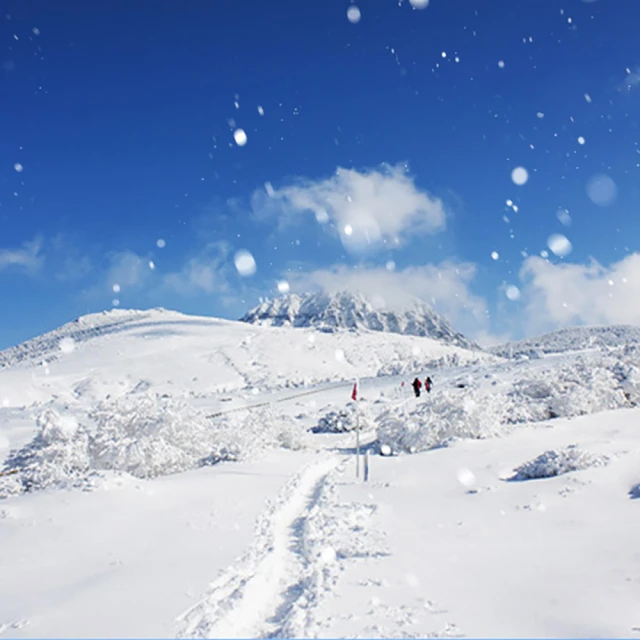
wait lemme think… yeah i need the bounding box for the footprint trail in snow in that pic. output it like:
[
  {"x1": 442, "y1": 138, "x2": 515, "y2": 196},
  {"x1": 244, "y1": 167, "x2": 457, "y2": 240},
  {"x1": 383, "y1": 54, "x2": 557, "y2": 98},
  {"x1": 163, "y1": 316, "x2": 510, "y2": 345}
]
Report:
[{"x1": 176, "y1": 456, "x2": 343, "y2": 639}]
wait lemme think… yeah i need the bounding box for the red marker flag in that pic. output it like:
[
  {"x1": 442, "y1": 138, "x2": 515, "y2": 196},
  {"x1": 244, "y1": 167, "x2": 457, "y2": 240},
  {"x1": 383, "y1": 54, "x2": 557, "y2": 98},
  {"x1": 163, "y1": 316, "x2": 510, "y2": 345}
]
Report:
[{"x1": 351, "y1": 381, "x2": 358, "y2": 401}]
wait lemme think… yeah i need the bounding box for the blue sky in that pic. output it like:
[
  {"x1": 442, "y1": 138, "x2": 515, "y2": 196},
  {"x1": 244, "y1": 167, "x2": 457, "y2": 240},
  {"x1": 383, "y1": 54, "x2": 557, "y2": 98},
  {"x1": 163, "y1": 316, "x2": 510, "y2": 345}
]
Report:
[{"x1": 1, "y1": 0, "x2": 639, "y2": 349}]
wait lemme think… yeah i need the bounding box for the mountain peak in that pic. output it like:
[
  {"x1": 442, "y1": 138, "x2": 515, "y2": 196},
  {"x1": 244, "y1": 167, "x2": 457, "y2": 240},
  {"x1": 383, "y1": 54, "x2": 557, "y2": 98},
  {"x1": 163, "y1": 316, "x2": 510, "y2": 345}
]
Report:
[{"x1": 240, "y1": 290, "x2": 478, "y2": 350}]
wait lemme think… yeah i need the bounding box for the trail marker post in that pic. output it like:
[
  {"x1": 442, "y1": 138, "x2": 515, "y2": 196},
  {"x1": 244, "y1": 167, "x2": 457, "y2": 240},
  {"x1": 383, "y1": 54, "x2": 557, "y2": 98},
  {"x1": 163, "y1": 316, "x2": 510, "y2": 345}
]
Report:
[{"x1": 352, "y1": 378, "x2": 360, "y2": 479}]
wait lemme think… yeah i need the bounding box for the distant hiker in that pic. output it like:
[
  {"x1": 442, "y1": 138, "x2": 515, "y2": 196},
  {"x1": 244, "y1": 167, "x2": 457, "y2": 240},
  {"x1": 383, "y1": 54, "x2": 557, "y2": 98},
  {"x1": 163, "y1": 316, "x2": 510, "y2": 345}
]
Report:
[
  {"x1": 425, "y1": 376, "x2": 432, "y2": 393},
  {"x1": 412, "y1": 377, "x2": 422, "y2": 398}
]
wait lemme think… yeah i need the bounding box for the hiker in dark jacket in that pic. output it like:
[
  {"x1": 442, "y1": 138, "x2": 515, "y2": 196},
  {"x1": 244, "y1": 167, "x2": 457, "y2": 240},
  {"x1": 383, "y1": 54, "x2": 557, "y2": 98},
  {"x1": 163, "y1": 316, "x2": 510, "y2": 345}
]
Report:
[
  {"x1": 425, "y1": 376, "x2": 433, "y2": 393},
  {"x1": 412, "y1": 377, "x2": 422, "y2": 398}
]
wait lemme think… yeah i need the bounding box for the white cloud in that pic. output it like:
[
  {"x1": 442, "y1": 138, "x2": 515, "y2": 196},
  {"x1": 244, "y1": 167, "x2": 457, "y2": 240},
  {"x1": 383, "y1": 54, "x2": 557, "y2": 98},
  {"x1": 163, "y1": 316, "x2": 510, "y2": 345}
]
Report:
[
  {"x1": 163, "y1": 243, "x2": 230, "y2": 295},
  {"x1": 252, "y1": 163, "x2": 446, "y2": 252},
  {"x1": 286, "y1": 261, "x2": 487, "y2": 337},
  {"x1": 0, "y1": 236, "x2": 44, "y2": 273},
  {"x1": 520, "y1": 253, "x2": 640, "y2": 331},
  {"x1": 106, "y1": 251, "x2": 150, "y2": 290},
  {"x1": 50, "y1": 233, "x2": 93, "y2": 281}
]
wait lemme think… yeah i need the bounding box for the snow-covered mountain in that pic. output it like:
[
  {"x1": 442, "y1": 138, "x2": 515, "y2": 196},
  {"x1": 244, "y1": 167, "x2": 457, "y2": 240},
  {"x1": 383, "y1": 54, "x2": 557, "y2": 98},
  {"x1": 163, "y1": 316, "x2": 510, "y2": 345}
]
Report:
[
  {"x1": 240, "y1": 291, "x2": 478, "y2": 350},
  {"x1": 0, "y1": 307, "x2": 490, "y2": 409},
  {"x1": 491, "y1": 324, "x2": 640, "y2": 359}
]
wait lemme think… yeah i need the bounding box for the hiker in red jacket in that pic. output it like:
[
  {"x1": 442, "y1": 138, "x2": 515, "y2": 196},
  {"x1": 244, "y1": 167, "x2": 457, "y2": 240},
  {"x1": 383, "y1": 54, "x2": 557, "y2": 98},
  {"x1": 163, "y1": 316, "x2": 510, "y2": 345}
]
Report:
[
  {"x1": 412, "y1": 377, "x2": 422, "y2": 398},
  {"x1": 424, "y1": 376, "x2": 432, "y2": 393}
]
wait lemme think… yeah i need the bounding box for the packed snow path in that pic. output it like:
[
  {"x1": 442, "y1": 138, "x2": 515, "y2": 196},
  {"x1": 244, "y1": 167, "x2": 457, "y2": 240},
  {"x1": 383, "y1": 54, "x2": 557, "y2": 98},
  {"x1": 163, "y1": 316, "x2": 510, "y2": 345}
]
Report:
[{"x1": 176, "y1": 456, "x2": 343, "y2": 639}]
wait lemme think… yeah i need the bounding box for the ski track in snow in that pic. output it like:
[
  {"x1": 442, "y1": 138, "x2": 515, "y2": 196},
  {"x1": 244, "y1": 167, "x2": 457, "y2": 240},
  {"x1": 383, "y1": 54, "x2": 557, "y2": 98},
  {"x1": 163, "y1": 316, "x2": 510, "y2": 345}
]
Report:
[{"x1": 176, "y1": 455, "x2": 344, "y2": 639}]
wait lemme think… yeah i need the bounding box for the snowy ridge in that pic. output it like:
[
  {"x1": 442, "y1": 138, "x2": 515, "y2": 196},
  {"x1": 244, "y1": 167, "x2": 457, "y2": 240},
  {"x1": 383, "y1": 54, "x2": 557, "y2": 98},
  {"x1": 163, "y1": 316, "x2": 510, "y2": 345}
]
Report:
[
  {"x1": 0, "y1": 309, "x2": 161, "y2": 369},
  {"x1": 490, "y1": 324, "x2": 640, "y2": 359},
  {"x1": 240, "y1": 291, "x2": 479, "y2": 350}
]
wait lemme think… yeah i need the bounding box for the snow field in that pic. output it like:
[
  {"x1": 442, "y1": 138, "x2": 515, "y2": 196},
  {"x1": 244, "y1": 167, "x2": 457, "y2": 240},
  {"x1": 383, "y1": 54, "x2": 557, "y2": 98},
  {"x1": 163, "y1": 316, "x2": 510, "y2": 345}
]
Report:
[{"x1": 0, "y1": 309, "x2": 639, "y2": 637}]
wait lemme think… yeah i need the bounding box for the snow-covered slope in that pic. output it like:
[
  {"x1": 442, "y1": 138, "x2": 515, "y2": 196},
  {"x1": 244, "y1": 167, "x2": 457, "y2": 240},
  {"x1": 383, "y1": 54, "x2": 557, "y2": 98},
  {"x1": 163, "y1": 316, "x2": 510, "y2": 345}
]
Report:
[
  {"x1": 1, "y1": 307, "x2": 639, "y2": 637},
  {"x1": 0, "y1": 307, "x2": 490, "y2": 410},
  {"x1": 491, "y1": 324, "x2": 640, "y2": 358},
  {"x1": 240, "y1": 291, "x2": 479, "y2": 350}
]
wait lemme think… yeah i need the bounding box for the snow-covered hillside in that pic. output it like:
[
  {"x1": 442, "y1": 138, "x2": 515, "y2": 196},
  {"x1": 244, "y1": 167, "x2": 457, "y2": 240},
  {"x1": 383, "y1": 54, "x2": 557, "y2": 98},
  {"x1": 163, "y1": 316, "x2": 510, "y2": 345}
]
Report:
[
  {"x1": 0, "y1": 308, "x2": 489, "y2": 412},
  {"x1": 1, "y1": 308, "x2": 639, "y2": 638},
  {"x1": 491, "y1": 324, "x2": 640, "y2": 358},
  {"x1": 241, "y1": 291, "x2": 479, "y2": 350}
]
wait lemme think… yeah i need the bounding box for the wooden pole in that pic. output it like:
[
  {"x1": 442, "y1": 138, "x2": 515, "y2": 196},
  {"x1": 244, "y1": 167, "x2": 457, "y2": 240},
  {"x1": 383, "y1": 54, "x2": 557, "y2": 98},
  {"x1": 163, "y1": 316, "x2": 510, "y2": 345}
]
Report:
[{"x1": 356, "y1": 394, "x2": 360, "y2": 479}]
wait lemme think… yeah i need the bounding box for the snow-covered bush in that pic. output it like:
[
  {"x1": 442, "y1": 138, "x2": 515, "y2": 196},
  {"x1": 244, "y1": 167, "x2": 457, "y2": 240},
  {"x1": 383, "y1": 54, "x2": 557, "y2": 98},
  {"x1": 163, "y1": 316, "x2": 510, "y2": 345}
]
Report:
[
  {"x1": 312, "y1": 403, "x2": 359, "y2": 433},
  {"x1": 504, "y1": 379, "x2": 557, "y2": 424},
  {"x1": 90, "y1": 394, "x2": 309, "y2": 478},
  {"x1": 89, "y1": 394, "x2": 236, "y2": 478},
  {"x1": 376, "y1": 391, "x2": 506, "y2": 454},
  {"x1": 504, "y1": 357, "x2": 637, "y2": 424},
  {"x1": 202, "y1": 405, "x2": 307, "y2": 461},
  {"x1": 1, "y1": 394, "x2": 312, "y2": 497},
  {"x1": 275, "y1": 415, "x2": 307, "y2": 450},
  {"x1": 0, "y1": 409, "x2": 94, "y2": 499},
  {"x1": 311, "y1": 401, "x2": 375, "y2": 434},
  {"x1": 509, "y1": 445, "x2": 608, "y2": 481}
]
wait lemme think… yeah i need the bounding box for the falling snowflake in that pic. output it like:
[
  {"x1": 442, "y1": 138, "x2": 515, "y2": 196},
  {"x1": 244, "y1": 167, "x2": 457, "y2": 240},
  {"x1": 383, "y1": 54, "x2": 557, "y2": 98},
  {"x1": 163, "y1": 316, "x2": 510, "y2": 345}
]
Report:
[
  {"x1": 234, "y1": 250, "x2": 257, "y2": 276},
  {"x1": 536, "y1": 111, "x2": 545, "y2": 119},
  {"x1": 406, "y1": 573, "x2": 421, "y2": 587},
  {"x1": 149, "y1": 260, "x2": 156, "y2": 270},
  {"x1": 344, "y1": 224, "x2": 353, "y2": 236},
  {"x1": 511, "y1": 166, "x2": 529, "y2": 186},
  {"x1": 491, "y1": 251, "x2": 499, "y2": 260},
  {"x1": 320, "y1": 547, "x2": 337, "y2": 563},
  {"x1": 112, "y1": 283, "x2": 121, "y2": 293},
  {"x1": 58, "y1": 337, "x2": 76, "y2": 354},
  {"x1": 315, "y1": 209, "x2": 329, "y2": 224},
  {"x1": 457, "y1": 468, "x2": 476, "y2": 488},
  {"x1": 277, "y1": 280, "x2": 290, "y2": 293},
  {"x1": 233, "y1": 128, "x2": 248, "y2": 146},
  {"x1": 386, "y1": 260, "x2": 396, "y2": 271},
  {"x1": 556, "y1": 209, "x2": 572, "y2": 226},
  {"x1": 347, "y1": 5, "x2": 361, "y2": 23},
  {"x1": 586, "y1": 174, "x2": 617, "y2": 206},
  {"x1": 498, "y1": 60, "x2": 505, "y2": 68},
  {"x1": 505, "y1": 285, "x2": 521, "y2": 301},
  {"x1": 577, "y1": 136, "x2": 586, "y2": 145},
  {"x1": 156, "y1": 238, "x2": 166, "y2": 248},
  {"x1": 13, "y1": 162, "x2": 23, "y2": 172},
  {"x1": 257, "y1": 105, "x2": 265, "y2": 116},
  {"x1": 409, "y1": 0, "x2": 430, "y2": 8},
  {"x1": 547, "y1": 233, "x2": 572, "y2": 257}
]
